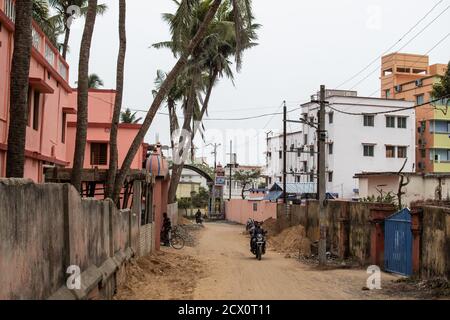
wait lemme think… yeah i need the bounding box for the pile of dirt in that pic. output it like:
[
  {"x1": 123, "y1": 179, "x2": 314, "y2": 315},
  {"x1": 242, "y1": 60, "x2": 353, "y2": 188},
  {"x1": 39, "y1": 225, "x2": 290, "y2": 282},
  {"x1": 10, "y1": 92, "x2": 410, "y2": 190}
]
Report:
[
  {"x1": 268, "y1": 225, "x2": 311, "y2": 257},
  {"x1": 262, "y1": 218, "x2": 279, "y2": 236},
  {"x1": 114, "y1": 251, "x2": 205, "y2": 300},
  {"x1": 176, "y1": 224, "x2": 204, "y2": 247}
]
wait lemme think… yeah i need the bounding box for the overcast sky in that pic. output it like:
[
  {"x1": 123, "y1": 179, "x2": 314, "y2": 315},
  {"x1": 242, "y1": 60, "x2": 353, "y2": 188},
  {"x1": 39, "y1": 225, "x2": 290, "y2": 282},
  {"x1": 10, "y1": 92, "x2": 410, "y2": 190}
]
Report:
[{"x1": 65, "y1": 0, "x2": 450, "y2": 166}]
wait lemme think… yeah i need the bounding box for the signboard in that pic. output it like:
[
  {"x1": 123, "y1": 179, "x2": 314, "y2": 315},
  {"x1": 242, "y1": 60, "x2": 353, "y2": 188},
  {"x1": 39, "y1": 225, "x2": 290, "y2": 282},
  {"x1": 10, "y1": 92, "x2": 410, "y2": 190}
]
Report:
[{"x1": 215, "y1": 176, "x2": 226, "y2": 186}]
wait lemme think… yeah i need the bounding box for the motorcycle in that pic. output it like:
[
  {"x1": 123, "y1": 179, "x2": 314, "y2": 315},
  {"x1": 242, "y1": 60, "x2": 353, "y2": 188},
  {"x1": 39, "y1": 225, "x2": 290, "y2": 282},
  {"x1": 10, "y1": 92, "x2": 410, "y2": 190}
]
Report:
[{"x1": 251, "y1": 230, "x2": 267, "y2": 261}]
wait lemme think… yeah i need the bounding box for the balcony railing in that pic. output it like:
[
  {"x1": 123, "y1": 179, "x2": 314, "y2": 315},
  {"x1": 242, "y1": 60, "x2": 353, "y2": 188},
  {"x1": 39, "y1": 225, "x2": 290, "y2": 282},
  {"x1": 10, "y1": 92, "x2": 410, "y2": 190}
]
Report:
[
  {"x1": 1, "y1": 0, "x2": 69, "y2": 82},
  {"x1": 3, "y1": 0, "x2": 15, "y2": 22}
]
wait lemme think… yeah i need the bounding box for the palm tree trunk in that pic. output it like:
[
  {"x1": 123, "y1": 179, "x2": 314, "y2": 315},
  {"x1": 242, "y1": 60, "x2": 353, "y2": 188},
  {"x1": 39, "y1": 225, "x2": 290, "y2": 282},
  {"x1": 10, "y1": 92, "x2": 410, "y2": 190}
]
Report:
[
  {"x1": 70, "y1": 0, "x2": 98, "y2": 192},
  {"x1": 111, "y1": 0, "x2": 223, "y2": 204},
  {"x1": 62, "y1": 27, "x2": 70, "y2": 60},
  {"x1": 168, "y1": 75, "x2": 198, "y2": 204},
  {"x1": 168, "y1": 98, "x2": 179, "y2": 149},
  {"x1": 106, "y1": 0, "x2": 127, "y2": 200},
  {"x1": 168, "y1": 69, "x2": 219, "y2": 203},
  {"x1": 6, "y1": 0, "x2": 34, "y2": 178}
]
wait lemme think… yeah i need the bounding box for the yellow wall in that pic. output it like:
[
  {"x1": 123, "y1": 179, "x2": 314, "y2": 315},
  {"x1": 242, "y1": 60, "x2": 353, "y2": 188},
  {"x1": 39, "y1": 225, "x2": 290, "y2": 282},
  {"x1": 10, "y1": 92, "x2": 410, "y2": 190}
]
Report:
[
  {"x1": 176, "y1": 182, "x2": 201, "y2": 199},
  {"x1": 433, "y1": 162, "x2": 450, "y2": 173}
]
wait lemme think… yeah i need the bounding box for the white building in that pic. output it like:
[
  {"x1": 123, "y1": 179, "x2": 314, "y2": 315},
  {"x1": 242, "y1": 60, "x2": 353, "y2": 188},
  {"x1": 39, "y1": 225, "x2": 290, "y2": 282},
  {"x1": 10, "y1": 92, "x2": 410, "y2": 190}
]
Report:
[
  {"x1": 264, "y1": 131, "x2": 304, "y2": 186},
  {"x1": 300, "y1": 90, "x2": 416, "y2": 199}
]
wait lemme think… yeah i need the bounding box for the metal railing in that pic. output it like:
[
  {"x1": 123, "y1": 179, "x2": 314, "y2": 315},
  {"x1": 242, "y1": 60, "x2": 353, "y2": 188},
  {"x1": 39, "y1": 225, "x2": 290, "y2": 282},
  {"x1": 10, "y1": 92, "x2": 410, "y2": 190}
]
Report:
[{"x1": 4, "y1": 0, "x2": 15, "y2": 22}]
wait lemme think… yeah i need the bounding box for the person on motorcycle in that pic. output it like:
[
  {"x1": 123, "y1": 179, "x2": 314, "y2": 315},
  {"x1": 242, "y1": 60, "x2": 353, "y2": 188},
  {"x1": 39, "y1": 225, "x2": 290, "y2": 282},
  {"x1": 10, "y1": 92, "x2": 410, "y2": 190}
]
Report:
[
  {"x1": 195, "y1": 209, "x2": 203, "y2": 224},
  {"x1": 250, "y1": 221, "x2": 266, "y2": 253}
]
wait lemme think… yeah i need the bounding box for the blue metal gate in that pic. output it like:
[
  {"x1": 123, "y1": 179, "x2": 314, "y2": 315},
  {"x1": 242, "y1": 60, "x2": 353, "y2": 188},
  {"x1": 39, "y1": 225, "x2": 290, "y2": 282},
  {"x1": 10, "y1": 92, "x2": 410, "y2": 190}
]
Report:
[{"x1": 384, "y1": 208, "x2": 413, "y2": 276}]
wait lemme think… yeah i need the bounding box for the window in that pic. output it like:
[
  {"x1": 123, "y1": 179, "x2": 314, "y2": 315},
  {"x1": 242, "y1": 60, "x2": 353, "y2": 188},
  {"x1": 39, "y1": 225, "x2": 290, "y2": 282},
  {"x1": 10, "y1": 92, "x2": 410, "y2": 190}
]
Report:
[
  {"x1": 397, "y1": 117, "x2": 407, "y2": 129},
  {"x1": 309, "y1": 172, "x2": 314, "y2": 182},
  {"x1": 329, "y1": 112, "x2": 334, "y2": 124},
  {"x1": 363, "y1": 145, "x2": 374, "y2": 157},
  {"x1": 386, "y1": 146, "x2": 395, "y2": 158},
  {"x1": 328, "y1": 172, "x2": 333, "y2": 183},
  {"x1": 416, "y1": 94, "x2": 424, "y2": 106},
  {"x1": 27, "y1": 88, "x2": 32, "y2": 126},
  {"x1": 33, "y1": 91, "x2": 40, "y2": 130},
  {"x1": 309, "y1": 117, "x2": 315, "y2": 125},
  {"x1": 295, "y1": 176, "x2": 301, "y2": 183},
  {"x1": 253, "y1": 203, "x2": 258, "y2": 212},
  {"x1": 363, "y1": 115, "x2": 374, "y2": 127},
  {"x1": 90, "y1": 143, "x2": 108, "y2": 166},
  {"x1": 328, "y1": 143, "x2": 333, "y2": 155},
  {"x1": 304, "y1": 134, "x2": 308, "y2": 145},
  {"x1": 61, "y1": 113, "x2": 67, "y2": 143},
  {"x1": 386, "y1": 116, "x2": 395, "y2": 128},
  {"x1": 420, "y1": 149, "x2": 426, "y2": 158},
  {"x1": 279, "y1": 151, "x2": 282, "y2": 159},
  {"x1": 397, "y1": 146, "x2": 407, "y2": 158},
  {"x1": 385, "y1": 89, "x2": 391, "y2": 99}
]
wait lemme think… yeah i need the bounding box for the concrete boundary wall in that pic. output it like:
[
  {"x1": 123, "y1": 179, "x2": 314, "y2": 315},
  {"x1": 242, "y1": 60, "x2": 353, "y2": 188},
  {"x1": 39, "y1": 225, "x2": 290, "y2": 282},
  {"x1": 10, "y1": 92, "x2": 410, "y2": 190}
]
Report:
[
  {"x1": 225, "y1": 199, "x2": 277, "y2": 225},
  {"x1": 0, "y1": 179, "x2": 146, "y2": 300},
  {"x1": 277, "y1": 201, "x2": 396, "y2": 266}
]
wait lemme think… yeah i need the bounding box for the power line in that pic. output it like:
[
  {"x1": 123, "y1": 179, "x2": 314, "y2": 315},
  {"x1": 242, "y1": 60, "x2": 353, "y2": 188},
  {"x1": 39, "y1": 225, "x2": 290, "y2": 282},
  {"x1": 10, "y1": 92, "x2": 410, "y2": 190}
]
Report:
[
  {"x1": 327, "y1": 95, "x2": 450, "y2": 116},
  {"x1": 335, "y1": 0, "x2": 445, "y2": 90},
  {"x1": 348, "y1": 5, "x2": 450, "y2": 91}
]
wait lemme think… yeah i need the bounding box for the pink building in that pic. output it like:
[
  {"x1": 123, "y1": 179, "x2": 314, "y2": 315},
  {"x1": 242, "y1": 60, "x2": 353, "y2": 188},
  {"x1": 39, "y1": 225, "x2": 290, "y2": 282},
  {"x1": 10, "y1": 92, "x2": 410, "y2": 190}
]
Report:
[
  {"x1": 66, "y1": 89, "x2": 145, "y2": 171},
  {"x1": 0, "y1": 0, "x2": 73, "y2": 182},
  {"x1": 0, "y1": 1, "x2": 144, "y2": 180}
]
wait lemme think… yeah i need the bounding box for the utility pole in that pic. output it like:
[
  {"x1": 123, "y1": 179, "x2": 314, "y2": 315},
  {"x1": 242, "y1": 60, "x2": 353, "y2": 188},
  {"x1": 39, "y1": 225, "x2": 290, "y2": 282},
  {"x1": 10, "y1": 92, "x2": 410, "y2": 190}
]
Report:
[
  {"x1": 283, "y1": 101, "x2": 289, "y2": 216},
  {"x1": 229, "y1": 140, "x2": 233, "y2": 201},
  {"x1": 208, "y1": 143, "x2": 221, "y2": 170},
  {"x1": 318, "y1": 85, "x2": 327, "y2": 266}
]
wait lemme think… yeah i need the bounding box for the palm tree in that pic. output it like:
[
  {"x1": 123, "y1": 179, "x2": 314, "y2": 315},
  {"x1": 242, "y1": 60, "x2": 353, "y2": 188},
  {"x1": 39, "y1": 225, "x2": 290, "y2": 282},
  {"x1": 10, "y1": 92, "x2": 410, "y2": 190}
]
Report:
[
  {"x1": 47, "y1": 0, "x2": 107, "y2": 59},
  {"x1": 32, "y1": 0, "x2": 64, "y2": 48},
  {"x1": 154, "y1": 1, "x2": 259, "y2": 203},
  {"x1": 87, "y1": 73, "x2": 104, "y2": 88},
  {"x1": 106, "y1": 0, "x2": 127, "y2": 200},
  {"x1": 70, "y1": 0, "x2": 98, "y2": 192},
  {"x1": 6, "y1": 0, "x2": 34, "y2": 178},
  {"x1": 120, "y1": 108, "x2": 142, "y2": 124},
  {"x1": 110, "y1": 0, "x2": 254, "y2": 204}
]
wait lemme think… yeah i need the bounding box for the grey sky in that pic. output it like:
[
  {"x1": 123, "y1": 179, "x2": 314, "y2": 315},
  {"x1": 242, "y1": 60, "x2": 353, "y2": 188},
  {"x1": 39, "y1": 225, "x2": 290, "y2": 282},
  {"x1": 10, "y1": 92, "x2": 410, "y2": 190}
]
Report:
[{"x1": 65, "y1": 0, "x2": 450, "y2": 166}]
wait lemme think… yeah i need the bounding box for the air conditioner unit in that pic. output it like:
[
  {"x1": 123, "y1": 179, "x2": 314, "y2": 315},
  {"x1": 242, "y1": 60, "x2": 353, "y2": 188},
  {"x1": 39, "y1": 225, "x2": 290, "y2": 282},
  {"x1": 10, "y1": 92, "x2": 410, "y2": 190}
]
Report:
[
  {"x1": 415, "y1": 79, "x2": 423, "y2": 87},
  {"x1": 395, "y1": 85, "x2": 403, "y2": 93}
]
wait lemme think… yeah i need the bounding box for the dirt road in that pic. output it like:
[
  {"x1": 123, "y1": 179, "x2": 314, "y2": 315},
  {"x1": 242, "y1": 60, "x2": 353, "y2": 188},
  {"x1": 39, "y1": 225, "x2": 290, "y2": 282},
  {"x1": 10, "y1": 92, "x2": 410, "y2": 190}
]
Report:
[
  {"x1": 116, "y1": 222, "x2": 428, "y2": 300},
  {"x1": 189, "y1": 222, "x2": 414, "y2": 300}
]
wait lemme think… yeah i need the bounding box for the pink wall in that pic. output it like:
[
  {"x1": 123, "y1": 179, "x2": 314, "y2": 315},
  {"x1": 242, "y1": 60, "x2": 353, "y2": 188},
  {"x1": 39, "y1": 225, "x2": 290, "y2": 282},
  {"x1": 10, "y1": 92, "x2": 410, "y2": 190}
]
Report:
[
  {"x1": 225, "y1": 199, "x2": 277, "y2": 225},
  {"x1": 0, "y1": 6, "x2": 72, "y2": 181},
  {"x1": 65, "y1": 89, "x2": 143, "y2": 170}
]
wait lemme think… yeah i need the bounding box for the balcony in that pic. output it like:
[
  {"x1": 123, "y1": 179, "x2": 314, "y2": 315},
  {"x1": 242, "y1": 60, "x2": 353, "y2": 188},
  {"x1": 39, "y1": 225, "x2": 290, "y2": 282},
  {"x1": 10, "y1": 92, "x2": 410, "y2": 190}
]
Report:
[{"x1": 1, "y1": 0, "x2": 70, "y2": 84}]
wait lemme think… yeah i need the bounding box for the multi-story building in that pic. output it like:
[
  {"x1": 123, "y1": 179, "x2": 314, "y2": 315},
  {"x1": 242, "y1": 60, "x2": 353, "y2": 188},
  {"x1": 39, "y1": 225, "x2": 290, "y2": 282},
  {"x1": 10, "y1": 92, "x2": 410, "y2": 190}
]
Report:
[
  {"x1": 381, "y1": 53, "x2": 448, "y2": 173},
  {"x1": 0, "y1": 0, "x2": 72, "y2": 181},
  {"x1": 300, "y1": 90, "x2": 416, "y2": 199},
  {"x1": 264, "y1": 131, "x2": 303, "y2": 186},
  {"x1": 0, "y1": 1, "x2": 147, "y2": 183}
]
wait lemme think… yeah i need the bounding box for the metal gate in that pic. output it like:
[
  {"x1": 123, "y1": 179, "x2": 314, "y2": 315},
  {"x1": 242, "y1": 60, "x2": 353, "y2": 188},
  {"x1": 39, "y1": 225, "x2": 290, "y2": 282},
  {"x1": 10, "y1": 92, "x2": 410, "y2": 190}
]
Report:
[{"x1": 384, "y1": 208, "x2": 413, "y2": 276}]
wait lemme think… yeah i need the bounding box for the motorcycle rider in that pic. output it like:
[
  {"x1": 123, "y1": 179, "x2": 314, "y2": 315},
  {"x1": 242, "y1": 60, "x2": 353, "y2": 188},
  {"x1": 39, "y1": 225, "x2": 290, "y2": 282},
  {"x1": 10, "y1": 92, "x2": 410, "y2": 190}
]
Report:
[
  {"x1": 250, "y1": 221, "x2": 266, "y2": 253},
  {"x1": 195, "y1": 209, "x2": 203, "y2": 224}
]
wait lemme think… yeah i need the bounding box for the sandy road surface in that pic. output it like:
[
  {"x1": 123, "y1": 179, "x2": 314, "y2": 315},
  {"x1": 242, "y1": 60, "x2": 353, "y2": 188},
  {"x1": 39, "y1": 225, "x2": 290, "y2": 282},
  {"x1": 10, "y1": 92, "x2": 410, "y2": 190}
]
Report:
[
  {"x1": 116, "y1": 222, "x2": 428, "y2": 300},
  {"x1": 189, "y1": 222, "x2": 413, "y2": 300}
]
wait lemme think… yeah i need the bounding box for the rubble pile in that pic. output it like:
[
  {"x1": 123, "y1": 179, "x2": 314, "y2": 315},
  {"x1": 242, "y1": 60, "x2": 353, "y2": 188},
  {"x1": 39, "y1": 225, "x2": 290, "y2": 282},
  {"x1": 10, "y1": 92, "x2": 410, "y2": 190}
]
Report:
[
  {"x1": 262, "y1": 218, "x2": 280, "y2": 236},
  {"x1": 268, "y1": 225, "x2": 312, "y2": 257},
  {"x1": 175, "y1": 224, "x2": 203, "y2": 247}
]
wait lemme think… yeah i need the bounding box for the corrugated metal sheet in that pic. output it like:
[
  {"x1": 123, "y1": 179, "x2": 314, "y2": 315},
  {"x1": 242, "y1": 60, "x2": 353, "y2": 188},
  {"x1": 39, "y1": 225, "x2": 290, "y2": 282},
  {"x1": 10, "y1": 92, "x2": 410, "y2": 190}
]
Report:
[
  {"x1": 271, "y1": 182, "x2": 317, "y2": 194},
  {"x1": 384, "y1": 208, "x2": 413, "y2": 276}
]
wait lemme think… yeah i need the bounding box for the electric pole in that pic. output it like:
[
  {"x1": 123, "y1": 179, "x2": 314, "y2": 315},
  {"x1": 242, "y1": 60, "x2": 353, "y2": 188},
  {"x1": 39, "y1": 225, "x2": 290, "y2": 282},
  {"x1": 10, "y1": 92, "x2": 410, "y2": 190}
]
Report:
[
  {"x1": 229, "y1": 140, "x2": 233, "y2": 201},
  {"x1": 283, "y1": 101, "x2": 288, "y2": 215},
  {"x1": 318, "y1": 85, "x2": 327, "y2": 266},
  {"x1": 208, "y1": 143, "x2": 221, "y2": 170}
]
